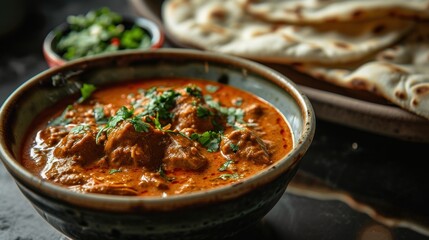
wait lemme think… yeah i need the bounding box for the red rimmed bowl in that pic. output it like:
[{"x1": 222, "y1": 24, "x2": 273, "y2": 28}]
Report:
[
  {"x1": 0, "y1": 49, "x2": 314, "y2": 240},
  {"x1": 43, "y1": 15, "x2": 164, "y2": 68}
]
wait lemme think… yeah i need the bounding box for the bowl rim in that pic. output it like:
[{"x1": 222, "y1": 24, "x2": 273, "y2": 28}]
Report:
[
  {"x1": 0, "y1": 48, "x2": 315, "y2": 211},
  {"x1": 42, "y1": 15, "x2": 165, "y2": 67}
]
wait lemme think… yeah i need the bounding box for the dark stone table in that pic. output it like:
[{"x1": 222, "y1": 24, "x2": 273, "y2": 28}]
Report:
[{"x1": 1, "y1": 1, "x2": 428, "y2": 239}]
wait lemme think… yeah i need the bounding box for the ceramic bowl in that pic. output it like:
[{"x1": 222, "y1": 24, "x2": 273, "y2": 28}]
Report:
[
  {"x1": 0, "y1": 49, "x2": 315, "y2": 240},
  {"x1": 43, "y1": 15, "x2": 164, "y2": 68}
]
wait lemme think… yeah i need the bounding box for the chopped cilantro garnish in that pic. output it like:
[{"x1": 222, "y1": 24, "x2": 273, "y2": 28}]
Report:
[
  {"x1": 205, "y1": 84, "x2": 219, "y2": 93},
  {"x1": 196, "y1": 105, "x2": 212, "y2": 118},
  {"x1": 233, "y1": 98, "x2": 243, "y2": 107},
  {"x1": 129, "y1": 116, "x2": 150, "y2": 132},
  {"x1": 153, "y1": 113, "x2": 162, "y2": 129},
  {"x1": 142, "y1": 88, "x2": 180, "y2": 119},
  {"x1": 94, "y1": 106, "x2": 108, "y2": 124},
  {"x1": 109, "y1": 169, "x2": 121, "y2": 174},
  {"x1": 96, "y1": 106, "x2": 149, "y2": 143},
  {"x1": 218, "y1": 159, "x2": 234, "y2": 172},
  {"x1": 185, "y1": 85, "x2": 202, "y2": 98},
  {"x1": 206, "y1": 98, "x2": 244, "y2": 126},
  {"x1": 48, "y1": 105, "x2": 73, "y2": 126},
  {"x1": 77, "y1": 83, "x2": 96, "y2": 103},
  {"x1": 218, "y1": 173, "x2": 240, "y2": 180},
  {"x1": 230, "y1": 143, "x2": 239, "y2": 153},
  {"x1": 191, "y1": 131, "x2": 221, "y2": 152},
  {"x1": 224, "y1": 107, "x2": 244, "y2": 126},
  {"x1": 158, "y1": 166, "x2": 174, "y2": 182},
  {"x1": 70, "y1": 125, "x2": 90, "y2": 134}
]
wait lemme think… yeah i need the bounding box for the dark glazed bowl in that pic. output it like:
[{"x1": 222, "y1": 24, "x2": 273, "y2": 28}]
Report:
[
  {"x1": 43, "y1": 16, "x2": 164, "y2": 68},
  {"x1": 0, "y1": 49, "x2": 315, "y2": 240}
]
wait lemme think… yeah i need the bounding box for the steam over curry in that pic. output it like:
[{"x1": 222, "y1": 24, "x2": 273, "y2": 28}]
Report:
[{"x1": 21, "y1": 79, "x2": 293, "y2": 197}]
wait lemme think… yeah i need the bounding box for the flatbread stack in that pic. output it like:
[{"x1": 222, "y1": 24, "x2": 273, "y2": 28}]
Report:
[{"x1": 162, "y1": 0, "x2": 429, "y2": 119}]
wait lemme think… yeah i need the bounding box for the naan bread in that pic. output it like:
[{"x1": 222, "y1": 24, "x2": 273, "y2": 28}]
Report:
[
  {"x1": 242, "y1": 0, "x2": 429, "y2": 24},
  {"x1": 162, "y1": 0, "x2": 429, "y2": 119},
  {"x1": 163, "y1": 0, "x2": 414, "y2": 64},
  {"x1": 294, "y1": 24, "x2": 429, "y2": 119}
]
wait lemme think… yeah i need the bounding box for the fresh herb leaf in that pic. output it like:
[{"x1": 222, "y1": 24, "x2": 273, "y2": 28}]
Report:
[
  {"x1": 48, "y1": 105, "x2": 73, "y2": 126},
  {"x1": 225, "y1": 107, "x2": 244, "y2": 126},
  {"x1": 205, "y1": 84, "x2": 219, "y2": 93},
  {"x1": 218, "y1": 173, "x2": 240, "y2": 180},
  {"x1": 205, "y1": 98, "x2": 245, "y2": 126},
  {"x1": 153, "y1": 113, "x2": 162, "y2": 130},
  {"x1": 191, "y1": 131, "x2": 221, "y2": 152},
  {"x1": 218, "y1": 159, "x2": 234, "y2": 172},
  {"x1": 142, "y1": 88, "x2": 180, "y2": 119},
  {"x1": 109, "y1": 169, "x2": 121, "y2": 174},
  {"x1": 96, "y1": 106, "x2": 148, "y2": 143},
  {"x1": 129, "y1": 116, "x2": 150, "y2": 132},
  {"x1": 94, "y1": 106, "x2": 108, "y2": 124},
  {"x1": 158, "y1": 166, "x2": 174, "y2": 182},
  {"x1": 209, "y1": 120, "x2": 223, "y2": 133},
  {"x1": 196, "y1": 105, "x2": 212, "y2": 118},
  {"x1": 185, "y1": 85, "x2": 202, "y2": 98},
  {"x1": 70, "y1": 125, "x2": 90, "y2": 134},
  {"x1": 78, "y1": 83, "x2": 96, "y2": 103},
  {"x1": 230, "y1": 143, "x2": 239, "y2": 153},
  {"x1": 233, "y1": 98, "x2": 243, "y2": 107}
]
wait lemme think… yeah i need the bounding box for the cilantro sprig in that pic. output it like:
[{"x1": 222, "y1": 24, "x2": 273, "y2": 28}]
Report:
[
  {"x1": 78, "y1": 83, "x2": 97, "y2": 103},
  {"x1": 48, "y1": 105, "x2": 73, "y2": 126},
  {"x1": 218, "y1": 173, "x2": 240, "y2": 180},
  {"x1": 190, "y1": 131, "x2": 222, "y2": 152},
  {"x1": 218, "y1": 159, "x2": 233, "y2": 171},
  {"x1": 141, "y1": 88, "x2": 181, "y2": 119},
  {"x1": 185, "y1": 85, "x2": 203, "y2": 98},
  {"x1": 96, "y1": 106, "x2": 149, "y2": 143},
  {"x1": 204, "y1": 95, "x2": 244, "y2": 127},
  {"x1": 70, "y1": 124, "x2": 90, "y2": 134}
]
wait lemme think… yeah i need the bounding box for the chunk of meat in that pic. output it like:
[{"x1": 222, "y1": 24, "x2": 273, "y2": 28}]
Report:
[
  {"x1": 42, "y1": 158, "x2": 87, "y2": 186},
  {"x1": 243, "y1": 103, "x2": 265, "y2": 123},
  {"x1": 53, "y1": 126, "x2": 103, "y2": 166},
  {"x1": 104, "y1": 121, "x2": 169, "y2": 170},
  {"x1": 163, "y1": 133, "x2": 208, "y2": 171},
  {"x1": 171, "y1": 91, "x2": 216, "y2": 133},
  {"x1": 221, "y1": 128, "x2": 270, "y2": 165},
  {"x1": 37, "y1": 126, "x2": 68, "y2": 147}
]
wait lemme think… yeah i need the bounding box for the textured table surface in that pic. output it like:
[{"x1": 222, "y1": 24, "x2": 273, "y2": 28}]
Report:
[{"x1": 1, "y1": 1, "x2": 429, "y2": 240}]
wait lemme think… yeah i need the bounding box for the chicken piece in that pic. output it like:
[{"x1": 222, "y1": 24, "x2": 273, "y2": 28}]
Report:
[
  {"x1": 221, "y1": 128, "x2": 270, "y2": 165},
  {"x1": 163, "y1": 133, "x2": 208, "y2": 171},
  {"x1": 104, "y1": 121, "x2": 169, "y2": 170}
]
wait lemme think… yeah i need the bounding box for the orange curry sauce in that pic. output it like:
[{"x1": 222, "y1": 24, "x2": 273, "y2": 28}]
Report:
[{"x1": 21, "y1": 78, "x2": 293, "y2": 197}]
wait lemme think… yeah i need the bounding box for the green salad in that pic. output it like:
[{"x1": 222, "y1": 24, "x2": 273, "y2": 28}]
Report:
[{"x1": 56, "y1": 7, "x2": 152, "y2": 60}]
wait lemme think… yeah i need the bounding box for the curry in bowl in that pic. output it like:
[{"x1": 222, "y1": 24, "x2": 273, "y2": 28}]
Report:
[
  {"x1": 22, "y1": 78, "x2": 292, "y2": 197},
  {"x1": 0, "y1": 49, "x2": 314, "y2": 239}
]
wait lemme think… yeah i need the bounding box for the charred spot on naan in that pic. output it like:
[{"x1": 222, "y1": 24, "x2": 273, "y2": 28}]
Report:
[
  {"x1": 395, "y1": 90, "x2": 407, "y2": 100},
  {"x1": 372, "y1": 24, "x2": 387, "y2": 34},
  {"x1": 350, "y1": 77, "x2": 373, "y2": 91},
  {"x1": 414, "y1": 85, "x2": 429, "y2": 96},
  {"x1": 412, "y1": 98, "x2": 420, "y2": 107},
  {"x1": 208, "y1": 6, "x2": 227, "y2": 23},
  {"x1": 333, "y1": 41, "x2": 352, "y2": 50},
  {"x1": 351, "y1": 9, "x2": 364, "y2": 19}
]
